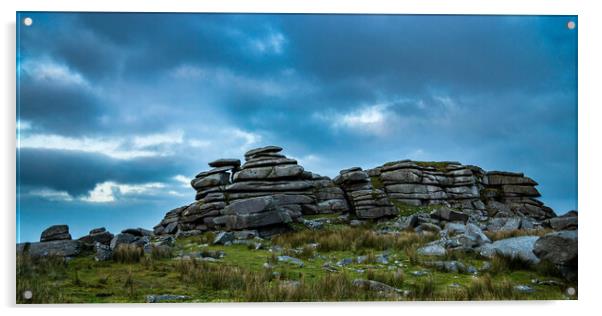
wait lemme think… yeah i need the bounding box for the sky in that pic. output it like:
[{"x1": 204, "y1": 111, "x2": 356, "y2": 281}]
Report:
[{"x1": 16, "y1": 13, "x2": 577, "y2": 242}]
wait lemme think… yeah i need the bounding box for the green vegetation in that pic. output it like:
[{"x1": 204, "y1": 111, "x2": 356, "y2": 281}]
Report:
[
  {"x1": 17, "y1": 224, "x2": 575, "y2": 303},
  {"x1": 415, "y1": 161, "x2": 450, "y2": 172},
  {"x1": 370, "y1": 176, "x2": 384, "y2": 189},
  {"x1": 390, "y1": 199, "x2": 440, "y2": 217}
]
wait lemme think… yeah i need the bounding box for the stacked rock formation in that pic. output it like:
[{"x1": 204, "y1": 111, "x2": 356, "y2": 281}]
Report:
[
  {"x1": 483, "y1": 171, "x2": 555, "y2": 220},
  {"x1": 334, "y1": 167, "x2": 397, "y2": 219},
  {"x1": 367, "y1": 160, "x2": 485, "y2": 213},
  {"x1": 154, "y1": 145, "x2": 557, "y2": 237},
  {"x1": 154, "y1": 146, "x2": 346, "y2": 236}
]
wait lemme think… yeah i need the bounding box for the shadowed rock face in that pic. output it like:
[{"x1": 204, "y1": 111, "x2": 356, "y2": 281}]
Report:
[{"x1": 154, "y1": 145, "x2": 556, "y2": 236}]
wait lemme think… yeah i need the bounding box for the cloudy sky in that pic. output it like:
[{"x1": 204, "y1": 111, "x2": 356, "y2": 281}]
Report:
[{"x1": 16, "y1": 13, "x2": 577, "y2": 242}]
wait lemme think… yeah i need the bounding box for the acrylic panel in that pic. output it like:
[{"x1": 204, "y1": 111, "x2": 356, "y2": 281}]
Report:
[{"x1": 16, "y1": 12, "x2": 578, "y2": 303}]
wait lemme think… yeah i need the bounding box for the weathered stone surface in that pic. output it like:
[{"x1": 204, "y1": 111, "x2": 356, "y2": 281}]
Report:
[
  {"x1": 487, "y1": 173, "x2": 537, "y2": 186},
  {"x1": 79, "y1": 230, "x2": 114, "y2": 246},
  {"x1": 121, "y1": 228, "x2": 153, "y2": 237},
  {"x1": 479, "y1": 236, "x2": 540, "y2": 264},
  {"x1": 533, "y1": 230, "x2": 577, "y2": 267},
  {"x1": 242, "y1": 158, "x2": 298, "y2": 169},
  {"x1": 94, "y1": 242, "x2": 112, "y2": 261},
  {"x1": 213, "y1": 231, "x2": 235, "y2": 245},
  {"x1": 110, "y1": 233, "x2": 138, "y2": 250},
  {"x1": 40, "y1": 225, "x2": 71, "y2": 242},
  {"x1": 244, "y1": 145, "x2": 283, "y2": 159},
  {"x1": 195, "y1": 166, "x2": 235, "y2": 178},
  {"x1": 233, "y1": 165, "x2": 304, "y2": 181},
  {"x1": 208, "y1": 158, "x2": 241, "y2": 168},
  {"x1": 226, "y1": 180, "x2": 314, "y2": 192},
  {"x1": 17, "y1": 240, "x2": 82, "y2": 258},
  {"x1": 430, "y1": 206, "x2": 468, "y2": 223},
  {"x1": 417, "y1": 244, "x2": 447, "y2": 256},
  {"x1": 191, "y1": 172, "x2": 230, "y2": 190},
  {"x1": 548, "y1": 216, "x2": 577, "y2": 231},
  {"x1": 90, "y1": 227, "x2": 106, "y2": 235},
  {"x1": 213, "y1": 209, "x2": 293, "y2": 230},
  {"x1": 352, "y1": 279, "x2": 400, "y2": 294}
]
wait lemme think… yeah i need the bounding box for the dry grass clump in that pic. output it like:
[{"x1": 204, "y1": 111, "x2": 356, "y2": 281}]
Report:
[
  {"x1": 366, "y1": 269, "x2": 405, "y2": 288},
  {"x1": 272, "y1": 226, "x2": 436, "y2": 253},
  {"x1": 150, "y1": 245, "x2": 173, "y2": 260},
  {"x1": 488, "y1": 254, "x2": 533, "y2": 275},
  {"x1": 113, "y1": 244, "x2": 145, "y2": 264},
  {"x1": 485, "y1": 228, "x2": 552, "y2": 241},
  {"x1": 446, "y1": 275, "x2": 517, "y2": 300}
]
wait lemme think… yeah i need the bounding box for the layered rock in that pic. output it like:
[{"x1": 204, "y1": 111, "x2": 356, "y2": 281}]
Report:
[
  {"x1": 40, "y1": 224, "x2": 72, "y2": 242},
  {"x1": 334, "y1": 167, "x2": 397, "y2": 219},
  {"x1": 367, "y1": 161, "x2": 486, "y2": 214},
  {"x1": 154, "y1": 146, "x2": 345, "y2": 235},
  {"x1": 155, "y1": 146, "x2": 557, "y2": 236},
  {"x1": 483, "y1": 171, "x2": 555, "y2": 219}
]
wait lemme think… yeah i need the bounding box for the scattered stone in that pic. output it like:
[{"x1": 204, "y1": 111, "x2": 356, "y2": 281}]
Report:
[
  {"x1": 417, "y1": 244, "x2": 447, "y2": 256},
  {"x1": 277, "y1": 255, "x2": 304, "y2": 267},
  {"x1": 352, "y1": 279, "x2": 400, "y2": 294},
  {"x1": 336, "y1": 257, "x2": 354, "y2": 267},
  {"x1": 513, "y1": 285, "x2": 535, "y2": 293},
  {"x1": 145, "y1": 294, "x2": 190, "y2": 303},
  {"x1": 213, "y1": 231, "x2": 235, "y2": 245}
]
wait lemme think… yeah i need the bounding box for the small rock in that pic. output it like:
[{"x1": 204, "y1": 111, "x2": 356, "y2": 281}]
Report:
[
  {"x1": 514, "y1": 285, "x2": 535, "y2": 293},
  {"x1": 417, "y1": 244, "x2": 447, "y2": 256},
  {"x1": 277, "y1": 255, "x2": 304, "y2": 267},
  {"x1": 336, "y1": 257, "x2": 354, "y2": 267},
  {"x1": 213, "y1": 231, "x2": 235, "y2": 245},
  {"x1": 145, "y1": 294, "x2": 190, "y2": 303}
]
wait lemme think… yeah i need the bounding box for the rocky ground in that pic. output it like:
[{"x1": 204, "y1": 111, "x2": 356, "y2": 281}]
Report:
[{"x1": 16, "y1": 146, "x2": 578, "y2": 303}]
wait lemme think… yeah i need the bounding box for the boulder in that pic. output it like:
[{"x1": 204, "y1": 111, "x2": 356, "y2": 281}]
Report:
[
  {"x1": 40, "y1": 225, "x2": 71, "y2": 242},
  {"x1": 548, "y1": 216, "x2": 578, "y2": 231},
  {"x1": 213, "y1": 231, "x2": 235, "y2": 245},
  {"x1": 277, "y1": 255, "x2": 304, "y2": 267},
  {"x1": 352, "y1": 279, "x2": 400, "y2": 294},
  {"x1": 533, "y1": 230, "x2": 577, "y2": 267},
  {"x1": 78, "y1": 230, "x2": 114, "y2": 246},
  {"x1": 191, "y1": 172, "x2": 230, "y2": 189},
  {"x1": 479, "y1": 236, "x2": 540, "y2": 264},
  {"x1": 417, "y1": 244, "x2": 447, "y2": 256},
  {"x1": 17, "y1": 240, "x2": 81, "y2": 258},
  {"x1": 89, "y1": 227, "x2": 106, "y2": 235},
  {"x1": 208, "y1": 158, "x2": 241, "y2": 168}
]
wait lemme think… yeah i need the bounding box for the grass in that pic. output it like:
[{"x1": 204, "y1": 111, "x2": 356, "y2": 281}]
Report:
[
  {"x1": 485, "y1": 228, "x2": 553, "y2": 241},
  {"x1": 113, "y1": 244, "x2": 145, "y2": 264},
  {"x1": 370, "y1": 176, "x2": 384, "y2": 189},
  {"x1": 390, "y1": 199, "x2": 441, "y2": 217},
  {"x1": 16, "y1": 226, "x2": 574, "y2": 303},
  {"x1": 414, "y1": 161, "x2": 450, "y2": 172}
]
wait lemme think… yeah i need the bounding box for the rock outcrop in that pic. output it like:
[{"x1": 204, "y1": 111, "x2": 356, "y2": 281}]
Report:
[
  {"x1": 40, "y1": 224, "x2": 72, "y2": 242},
  {"x1": 154, "y1": 146, "x2": 348, "y2": 235},
  {"x1": 154, "y1": 145, "x2": 557, "y2": 237}
]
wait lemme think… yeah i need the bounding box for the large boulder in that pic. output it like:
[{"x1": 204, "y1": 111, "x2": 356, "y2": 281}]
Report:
[
  {"x1": 110, "y1": 233, "x2": 138, "y2": 250},
  {"x1": 40, "y1": 225, "x2": 71, "y2": 242},
  {"x1": 17, "y1": 240, "x2": 82, "y2": 258},
  {"x1": 533, "y1": 230, "x2": 577, "y2": 281},
  {"x1": 547, "y1": 213, "x2": 578, "y2": 231},
  {"x1": 479, "y1": 236, "x2": 540, "y2": 264}
]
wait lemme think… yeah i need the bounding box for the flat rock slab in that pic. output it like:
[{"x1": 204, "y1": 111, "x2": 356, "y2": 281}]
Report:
[
  {"x1": 479, "y1": 236, "x2": 540, "y2": 264},
  {"x1": 244, "y1": 146, "x2": 283, "y2": 159},
  {"x1": 17, "y1": 240, "x2": 82, "y2": 258},
  {"x1": 208, "y1": 158, "x2": 241, "y2": 168}
]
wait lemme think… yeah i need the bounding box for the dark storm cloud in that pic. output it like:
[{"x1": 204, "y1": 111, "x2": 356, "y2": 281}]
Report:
[
  {"x1": 16, "y1": 13, "x2": 577, "y2": 241},
  {"x1": 18, "y1": 148, "x2": 190, "y2": 196}
]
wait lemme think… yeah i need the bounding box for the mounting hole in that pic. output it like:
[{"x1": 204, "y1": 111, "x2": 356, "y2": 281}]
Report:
[
  {"x1": 23, "y1": 17, "x2": 33, "y2": 26},
  {"x1": 566, "y1": 287, "x2": 576, "y2": 296},
  {"x1": 23, "y1": 290, "x2": 32, "y2": 300},
  {"x1": 567, "y1": 21, "x2": 576, "y2": 30}
]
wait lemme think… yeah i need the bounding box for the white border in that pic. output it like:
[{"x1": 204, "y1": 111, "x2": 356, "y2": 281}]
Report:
[{"x1": 2, "y1": 1, "x2": 600, "y2": 316}]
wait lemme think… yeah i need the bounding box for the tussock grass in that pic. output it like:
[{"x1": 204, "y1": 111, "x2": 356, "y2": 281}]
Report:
[
  {"x1": 366, "y1": 268, "x2": 405, "y2": 288},
  {"x1": 489, "y1": 254, "x2": 533, "y2": 275},
  {"x1": 272, "y1": 226, "x2": 436, "y2": 253},
  {"x1": 150, "y1": 245, "x2": 173, "y2": 260},
  {"x1": 485, "y1": 228, "x2": 553, "y2": 242},
  {"x1": 16, "y1": 253, "x2": 68, "y2": 303},
  {"x1": 113, "y1": 244, "x2": 144, "y2": 264}
]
